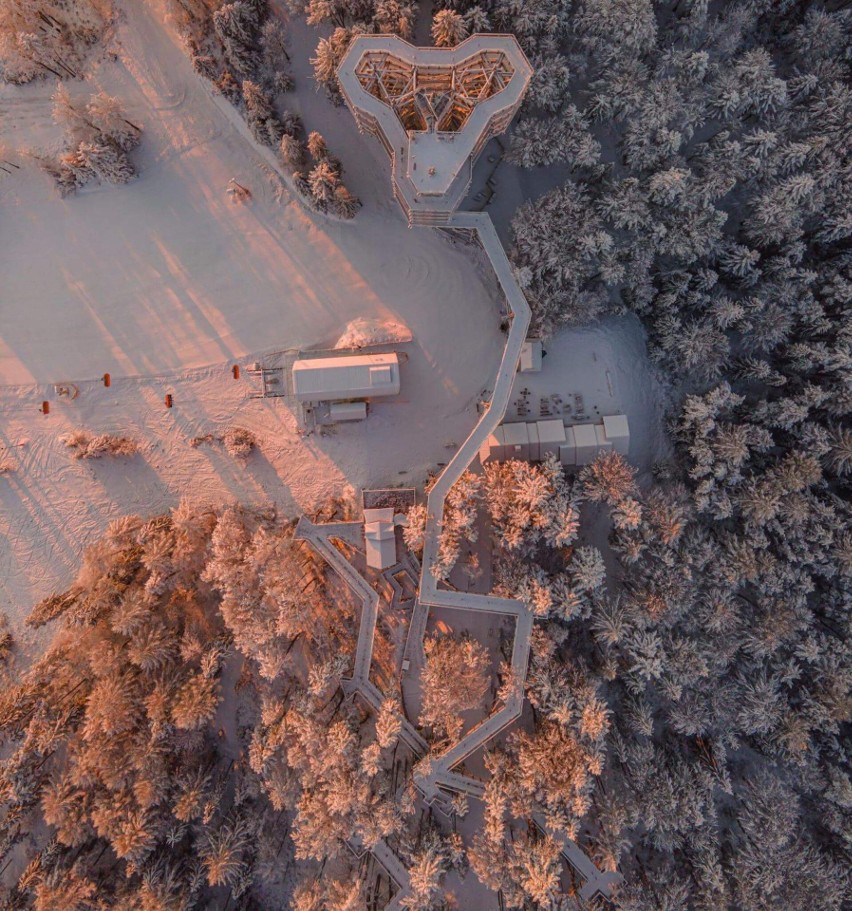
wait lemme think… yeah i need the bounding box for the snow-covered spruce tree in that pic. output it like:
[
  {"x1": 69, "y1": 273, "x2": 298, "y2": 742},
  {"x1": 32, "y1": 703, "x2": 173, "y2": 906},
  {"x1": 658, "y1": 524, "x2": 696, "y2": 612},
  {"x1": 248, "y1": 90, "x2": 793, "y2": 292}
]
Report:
[
  {"x1": 0, "y1": 501, "x2": 414, "y2": 905},
  {"x1": 431, "y1": 9, "x2": 468, "y2": 47},
  {"x1": 432, "y1": 469, "x2": 482, "y2": 582},
  {"x1": 279, "y1": 131, "x2": 305, "y2": 169},
  {"x1": 259, "y1": 17, "x2": 293, "y2": 92},
  {"x1": 310, "y1": 25, "x2": 363, "y2": 101},
  {"x1": 301, "y1": 130, "x2": 360, "y2": 217},
  {"x1": 418, "y1": 632, "x2": 490, "y2": 741},
  {"x1": 0, "y1": 0, "x2": 114, "y2": 84},
  {"x1": 402, "y1": 501, "x2": 428, "y2": 556},
  {"x1": 307, "y1": 159, "x2": 340, "y2": 210},
  {"x1": 86, "y1": 91, "x2": 142, "y2": 151},
  {"x1": 213, "y1": 0, "x2": 262, "y2": 78},
  {"x1": 331, "y1": 182, "x2": 361, "y2": 219},
  {"x1": 41, "y1": 85, "x2": 141, "y2": 195},
  {"x1": 373, "y1": 0, "x2": 417, "y2": 39}
]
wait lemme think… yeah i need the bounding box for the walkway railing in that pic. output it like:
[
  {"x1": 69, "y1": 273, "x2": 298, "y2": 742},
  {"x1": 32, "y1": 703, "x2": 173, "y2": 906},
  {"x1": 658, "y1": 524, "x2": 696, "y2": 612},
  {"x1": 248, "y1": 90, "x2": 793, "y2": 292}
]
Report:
[{"x1": 296, "y1": 211, "x2": 622, "y2": 905}]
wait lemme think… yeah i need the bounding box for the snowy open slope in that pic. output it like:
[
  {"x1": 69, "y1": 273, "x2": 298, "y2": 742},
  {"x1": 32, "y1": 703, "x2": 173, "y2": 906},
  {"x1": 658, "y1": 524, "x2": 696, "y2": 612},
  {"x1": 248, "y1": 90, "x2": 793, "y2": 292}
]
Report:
[
  {"x1": 0, "y1": 1, "x2": 500, "y2": 385},
  {"x1": 0, "y1": 0, "x2": 665, "y2": 654},
  {"x1": 0, "y1": 0, "x2": 505, "y2": 639}
]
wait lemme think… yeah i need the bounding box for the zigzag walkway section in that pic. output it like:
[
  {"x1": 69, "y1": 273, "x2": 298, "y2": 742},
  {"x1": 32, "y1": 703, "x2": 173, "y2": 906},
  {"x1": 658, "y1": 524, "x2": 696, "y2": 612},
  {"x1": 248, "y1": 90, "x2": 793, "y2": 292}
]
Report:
[
  {"x1": 415, "y1": 212, "x2": 535, "y2": 800},
  {"x1": 295, "y1": 212, "x2": 622, "y2": 904}
]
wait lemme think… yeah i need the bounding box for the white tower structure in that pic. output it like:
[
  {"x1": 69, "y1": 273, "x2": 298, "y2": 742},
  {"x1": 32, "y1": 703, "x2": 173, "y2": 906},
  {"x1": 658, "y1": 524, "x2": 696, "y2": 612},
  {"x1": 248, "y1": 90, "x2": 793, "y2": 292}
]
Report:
[{"x1": 336, "y1": 34, "x2": 533, "y2": 225}]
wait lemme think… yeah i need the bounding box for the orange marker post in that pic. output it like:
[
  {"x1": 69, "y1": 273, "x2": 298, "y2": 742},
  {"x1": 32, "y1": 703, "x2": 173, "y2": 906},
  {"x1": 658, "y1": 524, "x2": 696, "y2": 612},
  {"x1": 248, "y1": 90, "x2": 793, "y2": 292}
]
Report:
[
  {"x1": 165, "y1": 394, "x2": 173, "y2": 408},
  {"x1": 103, "y1": 373, "x2": 111, "y2": 387},
  {"x1": 232, "y1": 364, "x2": 240, "y2": 380},
  {"x1": 42, "y1": 401, "x2": 50, "y2": 415}
]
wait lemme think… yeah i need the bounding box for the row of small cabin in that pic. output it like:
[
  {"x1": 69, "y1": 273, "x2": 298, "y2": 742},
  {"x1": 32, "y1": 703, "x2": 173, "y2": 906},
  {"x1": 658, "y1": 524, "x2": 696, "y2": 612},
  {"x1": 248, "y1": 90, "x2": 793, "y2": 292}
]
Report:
[{"x1": 480, "y1": 414, "x2": 629, "y2": 466}]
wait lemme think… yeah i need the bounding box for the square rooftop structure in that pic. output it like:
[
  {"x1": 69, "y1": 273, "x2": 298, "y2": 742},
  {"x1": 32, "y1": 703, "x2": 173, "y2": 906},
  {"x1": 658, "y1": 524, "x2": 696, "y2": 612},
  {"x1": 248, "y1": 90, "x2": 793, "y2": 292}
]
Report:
[
  {"x1": 537, "y1": 419, "x2": 566, "y2": 459},
  {"x1": 337, "y1": 34, "x2": 533, "y2": 226},
  {"x1": 603, "y1": 414, "x2": 630, "y2": 455},
  {"x1": 292, "y1": 352, "x2": 400, "y2": 403},
  {"x1": 573, "y1": 423, "x2": 600, "y2": 465},
  {"x1": 519, "y1": 339, "x2": 543, "y2": 373}
]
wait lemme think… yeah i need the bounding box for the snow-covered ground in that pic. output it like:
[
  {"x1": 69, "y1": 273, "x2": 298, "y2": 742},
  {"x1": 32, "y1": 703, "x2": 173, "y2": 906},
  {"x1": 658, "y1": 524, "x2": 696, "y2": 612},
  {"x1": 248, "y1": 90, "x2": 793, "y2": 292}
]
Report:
[
  {"x1": 0, "y1": 0, "x2": 504, "y2": 643},
  {"x1": 0, "y1": 0, "x2": 667, "y2": 659},
  {"x1": 507, "y1": 316, "x2": 672, "y2": 475}
]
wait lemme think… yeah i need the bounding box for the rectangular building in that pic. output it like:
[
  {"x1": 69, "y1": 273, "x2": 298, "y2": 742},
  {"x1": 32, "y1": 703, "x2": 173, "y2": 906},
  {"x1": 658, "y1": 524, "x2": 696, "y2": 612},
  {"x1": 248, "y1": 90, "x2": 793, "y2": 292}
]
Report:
[
  {"x1": 481, "y1": 416, "x2": 630, "y2": 467},
  {"x1": 603, "y1": 414, "x2": 630, "y2": 455},
  {"x1": 292, "y1": 352, "x2": 400, "y2": 403},
  {"x1": 519, "y1": 339, "x2": 543, "y2": 373},
  {"x1": 330, "y1": 401, "x2": 368, "y2": 422},
  {"x1": 559, "y1": 431, "x2": 577, "y2": 466},
  {"x1": 573, "y1": 423, "x2": 599, "y2": 465},
  {"x1": 536, "y1": 419, "x2": 566, "y2": 460},
  {"x1": 364, "y1": 507, "x2": 397, "y2": 570}
]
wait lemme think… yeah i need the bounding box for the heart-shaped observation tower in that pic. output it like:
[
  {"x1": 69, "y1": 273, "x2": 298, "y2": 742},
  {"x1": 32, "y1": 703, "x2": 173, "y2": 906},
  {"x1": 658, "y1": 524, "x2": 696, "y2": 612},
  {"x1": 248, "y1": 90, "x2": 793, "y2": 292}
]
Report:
[{"x1": 337, "y1": 34, "x2": 533, "y2": 225}]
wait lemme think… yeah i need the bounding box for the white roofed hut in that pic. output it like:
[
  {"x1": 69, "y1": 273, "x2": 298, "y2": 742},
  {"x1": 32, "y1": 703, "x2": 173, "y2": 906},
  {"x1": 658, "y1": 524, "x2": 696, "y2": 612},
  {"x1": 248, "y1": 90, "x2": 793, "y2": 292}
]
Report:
[
  {"x1": 519, "y1": 339, "x2": 543, "y2": 373},
  {"x1": 292, "y1": 352, "x2": 400, "y2": 403},
  {"x1": 536, "y1": 419, "x2": 566, "y2": 459},
  {"x1": 364, "y1": 507, "x2": 398, "y2": 570},
  {"x1": 572, "y1": 423, "x2": 600, "y2": 465},
  {"x1": 329, "y1": 401, "x2": 368, "y2": 422},
  {"x1": 603, "y1": 414, "x2": 630, "y2": 455}
]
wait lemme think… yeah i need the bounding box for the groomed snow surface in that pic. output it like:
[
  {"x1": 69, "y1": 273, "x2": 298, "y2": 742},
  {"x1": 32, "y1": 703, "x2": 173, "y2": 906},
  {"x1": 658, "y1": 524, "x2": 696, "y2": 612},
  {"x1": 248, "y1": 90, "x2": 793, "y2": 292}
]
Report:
[{"x1": 0, "y1": 0, "x2": 665, "y2": 653}]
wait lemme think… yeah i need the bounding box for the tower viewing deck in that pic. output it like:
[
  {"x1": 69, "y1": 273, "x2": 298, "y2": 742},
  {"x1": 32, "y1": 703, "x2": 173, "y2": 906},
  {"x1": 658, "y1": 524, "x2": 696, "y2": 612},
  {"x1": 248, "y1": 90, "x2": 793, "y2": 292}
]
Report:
[{"x1": 337, "y1": 34, "x2": 532, "y2": 225}]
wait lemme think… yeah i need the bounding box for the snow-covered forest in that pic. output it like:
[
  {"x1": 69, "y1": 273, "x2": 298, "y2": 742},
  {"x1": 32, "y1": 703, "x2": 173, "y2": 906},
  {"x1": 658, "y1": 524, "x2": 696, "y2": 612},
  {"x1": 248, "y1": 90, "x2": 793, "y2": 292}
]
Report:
[
  {"x1": 0, "y1": 0, "x2": 849, "y2": 909},
  {"x1": 296, "y1": 0, "x2": 848, "y2": 906},
  {"x1": 0, "y1": 504, "x2": 414, "y2": 908},
  {"x1": 495, "y1": 4, "x2": 851, "y2": 908}
]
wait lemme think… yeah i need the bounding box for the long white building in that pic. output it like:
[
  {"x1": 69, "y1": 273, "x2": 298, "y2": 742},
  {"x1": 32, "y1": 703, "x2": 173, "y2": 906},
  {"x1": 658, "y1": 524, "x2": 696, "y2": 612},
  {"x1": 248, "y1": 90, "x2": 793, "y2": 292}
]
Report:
[
  {"x1": 292, "y1": 352, "x2": 400, "y2": 403},
  {"x1": 480, "y1": 414, "x2": 630, "y2": 466},
  {"x1": 336, "y1": 34, "x2": 533, "y2": 226}
]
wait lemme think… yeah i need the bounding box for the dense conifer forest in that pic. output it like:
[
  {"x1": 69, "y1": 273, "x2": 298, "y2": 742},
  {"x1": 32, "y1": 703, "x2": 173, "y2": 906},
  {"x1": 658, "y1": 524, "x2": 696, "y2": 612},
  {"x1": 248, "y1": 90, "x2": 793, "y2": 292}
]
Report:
[{"x1": 0, "y1": 1, "x2": 849, "y2": 909}]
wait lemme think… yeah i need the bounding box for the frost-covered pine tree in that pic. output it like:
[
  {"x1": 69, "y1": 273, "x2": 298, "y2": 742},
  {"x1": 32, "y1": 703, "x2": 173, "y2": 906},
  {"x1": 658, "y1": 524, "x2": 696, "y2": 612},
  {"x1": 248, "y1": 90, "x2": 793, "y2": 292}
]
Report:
[
  {"x1": 373, "y1": 0, "x2": 417, "y2": 39},
  {"x1": 213, "y1": 1, "x2": 261, "y2": 76},
  {"x1": 308, "y1": 160, "x2": 340, "y2": 209},
  {"x1": 279, "y1": 132, "x2": 305, "y2": 169},
  {"x1": 75, "y1": 142, "x2": 135, "y2": 185},
  {"x1": 86, "y1": 92, "x2": 141, "y2": 152},
  {"x1": 431, "y1": 10, "x2": 468, "y2": 47},
  {"x1": 332, "y1": 183, "x2": 360, "y2": 219}
]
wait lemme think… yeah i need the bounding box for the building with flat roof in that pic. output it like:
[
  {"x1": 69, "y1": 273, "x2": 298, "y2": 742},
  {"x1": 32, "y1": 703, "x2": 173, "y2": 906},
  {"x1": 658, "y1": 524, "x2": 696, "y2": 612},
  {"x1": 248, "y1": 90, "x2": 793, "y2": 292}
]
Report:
[
  {"x1": 519, "y1": 339, "x2": 543, "y2": 373},
  {"x1": 364, "y1": 507, "x2": 398, "y2": 569},
  {"x1": 292, "y1": 352, "x2": 400, "y2": 403},
  {"x1": 336, "y1": 34, "x2": 533, "y2": 225},
  {"x1": 480, "y1": 416, "x2": 630, "y2": 467},
  {"x1": 329, "y1": 401, "x2": 368, "y2": 422},
  {"x1": 602, "y1": 414, "x2": 630, "y2": 455}
]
